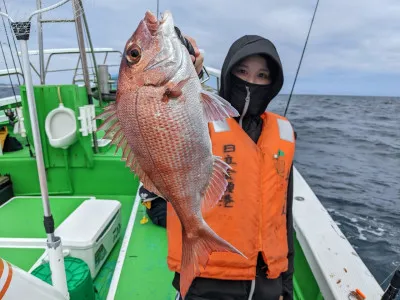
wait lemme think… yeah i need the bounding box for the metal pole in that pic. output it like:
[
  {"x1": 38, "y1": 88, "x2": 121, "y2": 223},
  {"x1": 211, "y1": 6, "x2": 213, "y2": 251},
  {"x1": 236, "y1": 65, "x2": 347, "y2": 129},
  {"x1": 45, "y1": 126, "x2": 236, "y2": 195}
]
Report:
[
  {"x1": 3, "y1": 0, "x2": 74, "y2": 295},
  {"x1": 19, "y1": 36, "x2": 51, "y2": 233},
  {"x1": 28, "y1": 0, "x2": 71, "y2": 21},
  {"x1": 72, "y1": 0, "x2": 98, "y2": 152},
  {"x1": 14, "y1": 23, "x2": 68, "y2": 297},
  {"x1": 36, "y1": 0, "x2": 45, "y2": 84},
  {"x1": 78, "y1": 0, "x2": 103, "y2": 106}
]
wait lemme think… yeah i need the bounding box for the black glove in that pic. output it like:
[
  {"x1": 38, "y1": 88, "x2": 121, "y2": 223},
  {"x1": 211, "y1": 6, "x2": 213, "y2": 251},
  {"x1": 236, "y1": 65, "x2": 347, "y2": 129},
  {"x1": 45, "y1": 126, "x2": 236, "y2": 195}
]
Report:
[
  {"x1": 139, "y1": 185, "x2": 159, "y2": 201},
  {"x1": 174, "y1": 26, "x2": 196, "y2": 57},
  {"x1": 174, "y1": 26, "x2": 203, "y2": 79}
]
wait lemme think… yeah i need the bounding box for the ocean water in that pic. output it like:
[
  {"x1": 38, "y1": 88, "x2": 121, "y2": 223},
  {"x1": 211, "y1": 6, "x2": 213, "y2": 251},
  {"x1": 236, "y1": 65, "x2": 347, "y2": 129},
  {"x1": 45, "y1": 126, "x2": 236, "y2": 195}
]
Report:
[
  {"x1": 1, "y1": 86, "x2": 399, "y2": 294},
  {"x1": 269, "y1": 94, "x2": 400, "y2": 293}
]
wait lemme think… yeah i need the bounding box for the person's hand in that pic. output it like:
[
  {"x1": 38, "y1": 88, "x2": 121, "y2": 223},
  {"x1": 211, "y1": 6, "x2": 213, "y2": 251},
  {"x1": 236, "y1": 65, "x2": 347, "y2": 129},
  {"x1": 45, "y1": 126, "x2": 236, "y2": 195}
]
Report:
[
  {"x1": 279, "y1": 296, "x2": 283, "y2": 300},
  {"x1": 174, "y1": 26, "x2": 204, "y2": 77},
  {"x1": 184, "y1": 35, "x2": 204, "y2": 76}
]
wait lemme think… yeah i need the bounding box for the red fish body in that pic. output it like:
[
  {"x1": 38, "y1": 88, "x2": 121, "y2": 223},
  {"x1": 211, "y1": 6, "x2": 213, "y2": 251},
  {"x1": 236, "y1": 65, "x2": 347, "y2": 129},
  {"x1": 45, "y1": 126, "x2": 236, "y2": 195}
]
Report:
[{"x1": 96, "y1": 10, "x2": 245, "y2": 298}]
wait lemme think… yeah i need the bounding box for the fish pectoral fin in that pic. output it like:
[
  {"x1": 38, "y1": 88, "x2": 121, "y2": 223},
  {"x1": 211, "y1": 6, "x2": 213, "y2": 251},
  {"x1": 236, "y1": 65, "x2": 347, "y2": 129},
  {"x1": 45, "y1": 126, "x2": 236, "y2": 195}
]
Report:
[
  {"x1": 162, "y1": 86, "x2": 181, "y2": 102},
  {"x1": 200, "y1": 89, "x2": 240, "y2": 122},
  {"x1": 162, "y1": 77, "x2": 193, "y2": 102},
  {"x1": 95, "y1": 102, "x2": 125, "y2": 151},
  {"x1": 201, "y1": 155, "x2": 232, "y2": 213},
  {"x1": 94, "y1": 101, "x2": 164, "y2": 198}
]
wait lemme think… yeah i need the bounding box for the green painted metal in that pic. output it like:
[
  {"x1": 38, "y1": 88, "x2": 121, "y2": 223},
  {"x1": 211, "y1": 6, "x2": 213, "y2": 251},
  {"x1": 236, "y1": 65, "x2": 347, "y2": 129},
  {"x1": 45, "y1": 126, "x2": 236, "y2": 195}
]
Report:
[
  {"x1": 293, "y1": 232, "x2": 323, "y2": 300},
  {"x1": 0, "y1": 248, "x2": 45, "y2": 272},
  {"x1": 19, "y1": 85, "x2": 94, "y2": 170},
  {"x1": 0, "y1": 149, "x2": 138, "y2": 196},
  {"x1": 0, "y1": 85, "x2": 138, "y2": 196},
  {"x1": 0, "y1": 196, "x2": 88, "y2": 238}
]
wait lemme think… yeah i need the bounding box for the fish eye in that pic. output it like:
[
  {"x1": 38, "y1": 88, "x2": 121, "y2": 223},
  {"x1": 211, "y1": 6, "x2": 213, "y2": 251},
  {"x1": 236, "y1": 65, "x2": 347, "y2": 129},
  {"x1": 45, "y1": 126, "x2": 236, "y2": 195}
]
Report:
[
  {"x1": 130, "y1": 49, "x2": 140, "y2": 57},
  {"x1": 126, "y1": 44, "x2": 141, "y2": 64}
]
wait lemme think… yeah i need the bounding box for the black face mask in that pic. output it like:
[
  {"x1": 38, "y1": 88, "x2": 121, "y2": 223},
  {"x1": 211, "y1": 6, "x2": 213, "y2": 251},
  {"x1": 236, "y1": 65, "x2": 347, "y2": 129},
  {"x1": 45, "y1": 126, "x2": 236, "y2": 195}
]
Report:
[{"x1": 229, "y1": 74, "x2": 273, "y2": 118}]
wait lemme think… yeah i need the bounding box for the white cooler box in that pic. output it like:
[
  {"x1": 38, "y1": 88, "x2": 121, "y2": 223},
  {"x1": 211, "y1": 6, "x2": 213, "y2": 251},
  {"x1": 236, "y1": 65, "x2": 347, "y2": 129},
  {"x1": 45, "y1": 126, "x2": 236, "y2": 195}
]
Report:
[{"x1": 54, "y1": 199, "x2": 122, "y2": 278}]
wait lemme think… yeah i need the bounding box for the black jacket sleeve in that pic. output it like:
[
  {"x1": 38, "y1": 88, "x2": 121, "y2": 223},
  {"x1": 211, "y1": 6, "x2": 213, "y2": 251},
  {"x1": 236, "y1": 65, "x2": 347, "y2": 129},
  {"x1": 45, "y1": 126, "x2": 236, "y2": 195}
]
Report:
[
  {"x1": 139, "y1": 186, "x2": 167, "y2": 228},
  {"x1": 281, "y1": 164, "x2": 294, "y2": 300}
]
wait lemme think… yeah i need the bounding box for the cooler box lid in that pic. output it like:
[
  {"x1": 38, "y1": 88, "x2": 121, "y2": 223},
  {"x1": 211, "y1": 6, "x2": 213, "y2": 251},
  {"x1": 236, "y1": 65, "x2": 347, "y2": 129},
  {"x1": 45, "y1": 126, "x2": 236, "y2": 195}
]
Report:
[{"x1": 55, "y1": 199, "x2": 121, "y2": 249}]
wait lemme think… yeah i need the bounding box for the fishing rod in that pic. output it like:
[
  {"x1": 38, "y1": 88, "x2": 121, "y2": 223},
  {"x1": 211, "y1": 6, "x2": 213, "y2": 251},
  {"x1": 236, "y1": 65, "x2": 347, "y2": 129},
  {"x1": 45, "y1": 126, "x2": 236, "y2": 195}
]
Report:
[
  {"x1": 284, "y1": 0, "x2": 320, "y2": 117},
  {"x1": 0, "y1": 0, "x2": 72, "y2": 298}
]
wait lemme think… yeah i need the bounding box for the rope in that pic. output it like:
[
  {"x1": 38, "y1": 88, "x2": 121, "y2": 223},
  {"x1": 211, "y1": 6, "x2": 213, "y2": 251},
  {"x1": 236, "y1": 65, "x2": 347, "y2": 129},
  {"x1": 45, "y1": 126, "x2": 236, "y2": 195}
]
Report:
[
  {"x1": 284, "y1": 0, "x2": 320, "y2": 117},
  {"x1": 0, "y1": 37, "x2": 18, "y2": 107},
  {"x1": 78, "y1": 0, "x2": 103, "y2": 104},
  {"x1": 0, "y1": 2, "x2": 20, "y2": 118},
  {"x1": 0, "y1": 0, "x2": 22, "y2": 85}
]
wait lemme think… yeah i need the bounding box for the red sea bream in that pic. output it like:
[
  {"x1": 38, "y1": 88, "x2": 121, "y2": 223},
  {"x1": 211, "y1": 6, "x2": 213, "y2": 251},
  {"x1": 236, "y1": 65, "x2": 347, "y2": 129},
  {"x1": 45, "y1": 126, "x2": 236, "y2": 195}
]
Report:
[{"x1": 96, "y1": 10, "x2": 245, "y2": 298}]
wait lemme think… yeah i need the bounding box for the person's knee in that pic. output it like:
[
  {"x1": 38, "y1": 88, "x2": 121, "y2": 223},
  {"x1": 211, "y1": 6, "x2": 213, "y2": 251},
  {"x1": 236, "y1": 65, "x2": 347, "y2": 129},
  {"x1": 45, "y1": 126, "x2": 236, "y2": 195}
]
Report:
[
  {"x1": 173, "y1": 272, "x2": 250, "y2": 300},
  {"x1": 253, "y1": 275, "x2": 283, "y2": 300},
  {"x1": 146, "y1": 198, "x2": 167, "y2": 228}
]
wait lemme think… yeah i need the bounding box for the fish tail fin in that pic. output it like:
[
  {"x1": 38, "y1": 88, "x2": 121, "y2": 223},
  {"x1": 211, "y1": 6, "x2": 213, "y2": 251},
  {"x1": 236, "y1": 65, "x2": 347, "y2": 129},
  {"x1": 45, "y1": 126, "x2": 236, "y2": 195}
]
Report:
[{"x1": 179, "y1": 223, "x2": 246, "y2": 299}]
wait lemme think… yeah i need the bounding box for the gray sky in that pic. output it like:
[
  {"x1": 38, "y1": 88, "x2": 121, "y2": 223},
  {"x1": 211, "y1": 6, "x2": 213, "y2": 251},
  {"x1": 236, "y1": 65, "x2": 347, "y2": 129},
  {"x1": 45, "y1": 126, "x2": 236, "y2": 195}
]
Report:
[{"x1": 1, "y1": 0, "x2": 399, "y2": 96}]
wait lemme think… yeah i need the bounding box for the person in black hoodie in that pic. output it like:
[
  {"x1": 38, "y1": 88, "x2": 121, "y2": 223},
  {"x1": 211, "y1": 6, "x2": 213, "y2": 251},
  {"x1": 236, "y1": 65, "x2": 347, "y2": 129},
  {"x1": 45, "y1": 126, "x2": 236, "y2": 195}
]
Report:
[{"x1": 139, "y1": 34, "x2": 294, "y2": 300}]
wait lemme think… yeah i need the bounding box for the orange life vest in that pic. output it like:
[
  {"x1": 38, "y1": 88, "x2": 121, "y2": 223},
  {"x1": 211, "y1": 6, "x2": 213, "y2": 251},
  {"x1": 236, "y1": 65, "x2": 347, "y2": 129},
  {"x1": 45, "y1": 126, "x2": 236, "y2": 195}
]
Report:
[{"x1": 166, "y1": 111, "x2": 296, "y2": 280}]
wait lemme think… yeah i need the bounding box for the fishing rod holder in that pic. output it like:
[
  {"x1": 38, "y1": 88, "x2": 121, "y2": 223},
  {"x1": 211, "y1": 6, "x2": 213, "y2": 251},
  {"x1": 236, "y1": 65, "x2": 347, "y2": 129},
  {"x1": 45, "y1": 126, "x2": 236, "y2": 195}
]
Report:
[{"x1": 10, "y1": 22, "x2": 31, "y2": 41}]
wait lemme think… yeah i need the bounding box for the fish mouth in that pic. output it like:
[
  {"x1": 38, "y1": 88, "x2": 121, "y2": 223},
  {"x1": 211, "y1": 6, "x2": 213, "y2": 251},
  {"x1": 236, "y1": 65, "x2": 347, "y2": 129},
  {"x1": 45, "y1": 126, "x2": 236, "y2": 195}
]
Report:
[
  {"x1": 144, "y1": 10, "x2": 159, "y2": 35},
  {"x1": 144, "y1": 10, "x2": 172, "y2": 35},
  {"x1": 144, "y1": 10, "x2": 174, "y2": 32},
  {"x1": 143, "y1": 10, "x2": 178, "y2": 73}
]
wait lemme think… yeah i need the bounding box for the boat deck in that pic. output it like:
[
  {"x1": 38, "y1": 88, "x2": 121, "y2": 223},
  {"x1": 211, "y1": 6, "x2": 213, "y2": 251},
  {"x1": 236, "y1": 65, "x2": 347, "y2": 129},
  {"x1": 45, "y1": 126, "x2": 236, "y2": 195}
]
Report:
[
  {"x1": 0, "y1": 194, "x2": 177, "y2": 299},
  {"x1": 0, "y1": 193, "x2": 322, "y2": 300},
  {"x1": 110, "y1": 196, "x2": 176, "y2": 300}
]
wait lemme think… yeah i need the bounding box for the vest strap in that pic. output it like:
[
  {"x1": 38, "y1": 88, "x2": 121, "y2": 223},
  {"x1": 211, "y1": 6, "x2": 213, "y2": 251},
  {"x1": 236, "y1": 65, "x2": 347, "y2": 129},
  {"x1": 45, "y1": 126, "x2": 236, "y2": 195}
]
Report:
[
  {"x1": 212, "y1": 120, "x2": 230, "y2": 132},
  {"x1": 277, "y1": 119, "x2": 294, "y2": 143}
]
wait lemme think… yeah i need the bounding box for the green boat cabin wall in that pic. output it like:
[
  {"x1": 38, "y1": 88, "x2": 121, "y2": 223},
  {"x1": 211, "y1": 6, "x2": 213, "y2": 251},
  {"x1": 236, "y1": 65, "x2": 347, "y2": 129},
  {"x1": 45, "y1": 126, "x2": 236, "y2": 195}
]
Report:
[
  {"x1": 5, "y1": 84, "x2": 138, "y2": 196},
  {"x1": 20, "y1": 85, "x2": 94, "y2": 169}
]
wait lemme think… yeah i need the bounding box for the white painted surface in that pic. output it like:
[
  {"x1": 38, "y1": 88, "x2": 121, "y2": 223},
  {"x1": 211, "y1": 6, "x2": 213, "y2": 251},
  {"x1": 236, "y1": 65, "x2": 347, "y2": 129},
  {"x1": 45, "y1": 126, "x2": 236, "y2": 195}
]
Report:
[
  {"x1": 106, "y1": 184, "x2": 142, "y2": 300},
  {"x1": 0, "y1": 95, "x2": 21, "y2": 107},
  {"x1": 292, "y1": 166, "x2": 383, "y2": 299},
  {"x1": 1, "y1": 258, "x2": 67, "y2": 300}
]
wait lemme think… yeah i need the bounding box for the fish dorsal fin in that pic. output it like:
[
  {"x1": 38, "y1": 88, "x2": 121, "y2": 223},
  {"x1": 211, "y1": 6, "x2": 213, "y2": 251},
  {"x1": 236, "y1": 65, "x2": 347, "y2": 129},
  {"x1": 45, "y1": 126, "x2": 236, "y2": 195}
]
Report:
[
  {"x1": 200, "y1": 89, "x2": 240, "y2": 122},
  {"x1": 95, "y1": 103, "x2": 164, "y2": 197},
  {"x1": 201, "y1": 155, "x2": 232, "y2": 213}
]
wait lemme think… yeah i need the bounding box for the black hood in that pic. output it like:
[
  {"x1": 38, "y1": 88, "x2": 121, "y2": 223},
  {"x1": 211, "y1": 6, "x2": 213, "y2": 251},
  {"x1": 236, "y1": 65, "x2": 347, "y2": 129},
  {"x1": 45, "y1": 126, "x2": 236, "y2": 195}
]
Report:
[{"x1": 219, "y1": 35, "x2": 284, "y2": 109}]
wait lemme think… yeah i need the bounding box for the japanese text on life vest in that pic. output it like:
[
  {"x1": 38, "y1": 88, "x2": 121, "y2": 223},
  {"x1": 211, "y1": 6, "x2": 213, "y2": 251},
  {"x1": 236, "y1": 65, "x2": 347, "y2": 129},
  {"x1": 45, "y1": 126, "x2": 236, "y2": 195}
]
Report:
[{"x1": 221, "y1": 144, "x2": 236, "y2": 208}]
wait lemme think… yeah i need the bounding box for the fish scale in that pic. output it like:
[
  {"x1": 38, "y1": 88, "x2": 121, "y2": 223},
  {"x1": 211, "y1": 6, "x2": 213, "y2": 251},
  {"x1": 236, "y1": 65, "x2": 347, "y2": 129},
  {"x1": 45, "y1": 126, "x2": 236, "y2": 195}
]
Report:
[{"x1": 96, "y1": 10, "x2": 246, "y2": 299}]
